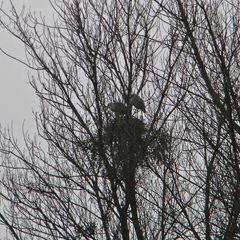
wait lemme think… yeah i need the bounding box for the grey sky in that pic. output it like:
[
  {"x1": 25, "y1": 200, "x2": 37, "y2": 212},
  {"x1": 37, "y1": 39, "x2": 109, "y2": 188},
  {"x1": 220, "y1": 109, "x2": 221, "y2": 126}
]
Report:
[
  {"x1": 0, "y1": 2, "x2": 52, "y2": 236},
  {"x1": 0, "y1": 0, "x2": 52, "y2": 136}
]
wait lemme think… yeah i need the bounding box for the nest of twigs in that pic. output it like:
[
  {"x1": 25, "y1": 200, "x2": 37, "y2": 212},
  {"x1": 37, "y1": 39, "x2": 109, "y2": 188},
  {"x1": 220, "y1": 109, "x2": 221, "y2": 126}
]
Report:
[{"x1": 103, "y1": 116, "x2": 146, "y2": 179}]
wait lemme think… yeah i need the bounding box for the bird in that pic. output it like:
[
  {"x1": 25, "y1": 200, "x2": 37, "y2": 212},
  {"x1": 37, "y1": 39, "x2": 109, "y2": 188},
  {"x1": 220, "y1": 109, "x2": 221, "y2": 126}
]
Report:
[
  {"x1": 129, "y1": 94, "x2": 146, "y2": 113},
  {"x1": 107, "y1": 102, "x2": 127, "y2": 114}
]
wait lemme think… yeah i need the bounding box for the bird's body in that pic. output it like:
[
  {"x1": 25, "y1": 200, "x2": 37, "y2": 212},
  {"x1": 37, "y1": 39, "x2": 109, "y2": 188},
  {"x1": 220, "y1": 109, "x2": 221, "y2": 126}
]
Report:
[
  {"x1": 107, "y1": 102, "x2": 127, "y2": 114},
  {"x1": 129, "y1": 94, "x2": 146, "y2": 113}
]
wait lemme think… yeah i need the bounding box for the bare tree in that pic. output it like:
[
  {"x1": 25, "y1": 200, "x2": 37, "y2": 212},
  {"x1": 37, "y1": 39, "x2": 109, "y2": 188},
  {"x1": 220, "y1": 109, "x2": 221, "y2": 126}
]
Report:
[
  {"x1": 1, "y1": 0, "x2": 240, "y2": 239},
  {"x1": 0, "y1": 0, "x2": 180, "y2": 239},
  {"x1": 153, "y1": 0, "x2": 240, "y2": 239}
]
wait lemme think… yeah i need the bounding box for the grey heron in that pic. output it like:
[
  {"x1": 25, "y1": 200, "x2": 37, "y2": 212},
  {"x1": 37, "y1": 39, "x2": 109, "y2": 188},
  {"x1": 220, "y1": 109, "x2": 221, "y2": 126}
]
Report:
[
  {"x1": 129, "y1": 94, "x2": 146, "y2": 113},
  {"x1": 107, "y1": 102, "x2": 127, "y2": 114}
]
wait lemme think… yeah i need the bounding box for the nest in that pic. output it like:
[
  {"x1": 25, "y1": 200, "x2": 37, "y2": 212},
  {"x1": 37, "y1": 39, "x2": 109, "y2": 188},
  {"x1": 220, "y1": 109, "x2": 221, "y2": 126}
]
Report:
[
  {"x1": 103, "y1": 116, "x2": 146, "y2": 179},
  {"x1": 83, "y1": 116, "x2": 173, "y2": 180}
]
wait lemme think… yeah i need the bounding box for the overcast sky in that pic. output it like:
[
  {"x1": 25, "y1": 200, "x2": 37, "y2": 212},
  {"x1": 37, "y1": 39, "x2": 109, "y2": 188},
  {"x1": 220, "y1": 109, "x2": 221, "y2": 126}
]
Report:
[
  {"x1": 0, "y1": 0, "x2": 52, "y2": 137},
  {"x1": 0, "y1": 3, "x2": 55, "y2": 236}
]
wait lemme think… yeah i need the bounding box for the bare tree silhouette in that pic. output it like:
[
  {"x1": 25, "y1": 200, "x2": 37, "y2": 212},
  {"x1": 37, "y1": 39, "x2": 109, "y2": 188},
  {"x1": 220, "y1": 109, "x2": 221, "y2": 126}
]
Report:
[{"x1": 0, "y1": 0, "x2": 240, "y2": 239}]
